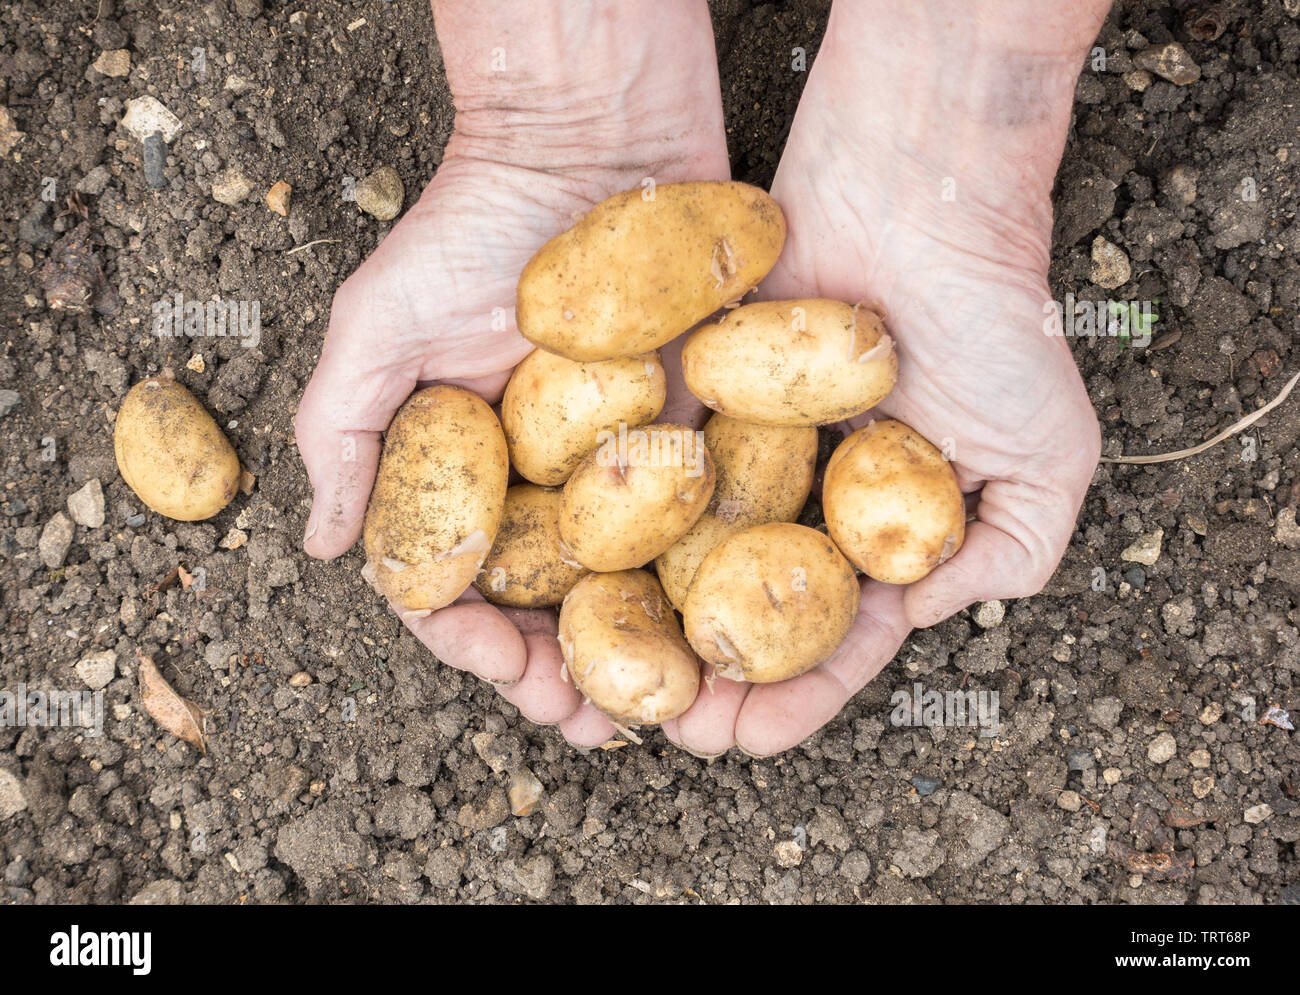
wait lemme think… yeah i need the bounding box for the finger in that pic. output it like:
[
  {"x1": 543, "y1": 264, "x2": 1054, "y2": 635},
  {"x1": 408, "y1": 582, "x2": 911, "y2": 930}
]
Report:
[
  {"x1": 397, "y1": 599, "x2": 527, "y2": 685},
  {"x1": 903, "y1": 475, "x2": 1077, "y2": 628},
  {"x1": 661, "y1": 667, "x2": 750, "y2": 758},
  {"x1": 659, "y1": 334, "x2": 709, "y2": 429},
  {"x1": 433, "y1": 371, "x2": 513, "y2": 406},
  {"x1": 495, "y1": 630, "x2": 584, "y2": 725},
  {"x1": 735, "y1": 581, "x2": 910, "y2": 757},
  {"x1": 296, "y1": 297, "x2": 418, "y2": 560},
  {"x1": 558, "y1": 701, "x2": 616, "y2": 749}
]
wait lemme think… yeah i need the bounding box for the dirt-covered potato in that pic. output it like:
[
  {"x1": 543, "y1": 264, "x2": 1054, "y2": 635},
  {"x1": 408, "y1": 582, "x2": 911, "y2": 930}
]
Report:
[
  {"x1": 472, "y1": 484, "x2": 589, "y2": 608},
  {"x1": 823, "y1": 419, "x2": 965, "y2": 584},
  {"x1": 559, "y1": 423, "x2": 715, "y2": 572},
  {"x1": 114, "y1": 375, "x2": 241, "y2": 521},
  {"x1": 558, "y1": 570, "x2": 700, "y2": 726},
  {"x1": 517, "y1": 181, "x2": 786, "y2": 361},
  {"x1": 655, "y1": 414, "x2": 817, "y2": 609},
  {"x1": 681, "y1": 299, "x2": 898, "y2": 425},
  {"x1": 501, "y1": 348, "x2": 666, "y2": 486},
  {"x1": 362, "y1": 385, "x2": 508, "y2": 614},
  {"x1": 683, "y1": 523, "x2": 859, "y2": 684}
]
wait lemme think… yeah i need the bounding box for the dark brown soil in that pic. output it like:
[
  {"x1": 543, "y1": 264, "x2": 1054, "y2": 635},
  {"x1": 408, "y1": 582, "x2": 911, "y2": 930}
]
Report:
[{"x1": 0, "y1": 0, "x2": 1296, "y2": 904}]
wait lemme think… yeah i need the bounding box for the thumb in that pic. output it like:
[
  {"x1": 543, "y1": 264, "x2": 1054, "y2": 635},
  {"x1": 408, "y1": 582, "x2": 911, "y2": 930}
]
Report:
[{"x1": 295, "y1": 292, "x2": 418, "y2": 559}]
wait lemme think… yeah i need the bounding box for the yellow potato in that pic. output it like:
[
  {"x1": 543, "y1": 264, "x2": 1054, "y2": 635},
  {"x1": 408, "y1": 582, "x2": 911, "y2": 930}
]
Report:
[
  {"x1": 501, "y1": 348, "x2": 666, "y2": 486},
  {"x1": 114, "y1": 376, "x2": 241, "y2": 521},
  {"x1": 681, "y1": 299, "x2": 898, "y2": 425},
  {"x1": 559, "y1": 423, "x2": 715, "y2": 572},
  {"x1": 558, "y1": 570, "x2": 700, "y2": 726},
  {"x1": 472, "y1": 485, "x2": 589, "y2": 608},
  {"x1": 362, "y1": 385, "x2": 508, "y2": 614},
  {"x1": 655, "y1": 413, "x2": 817, "y2": 609},
  {"x1": 823, "y1": 419, "x2": 965, "y2": 584},
  {"x1": 516, "y1": 181, "x2": 786, "y2": 361},
  {"x1": 683, "y1": 523, "x2": 859, "y2": 683}
]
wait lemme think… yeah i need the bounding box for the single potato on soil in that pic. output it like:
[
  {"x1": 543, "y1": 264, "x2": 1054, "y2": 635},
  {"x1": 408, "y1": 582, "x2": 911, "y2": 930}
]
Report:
[
  {"x1": 823, "y1": 419, "x2": 965, "y2": 584},
  {"x1": 114, "y1": 375, "x2": 241, "y2": 521},
  {"x1": 558, "y1": 570, "x2": 700, "y2": 726},
  {"x1": 501, "y1": 348, "x2": 666, "y2": 486},
  {"x1": 683, "y1": 523, "x2": 859, "y2": 684},
  {"x1": 681, "y1": 299, "x2": 897, "y2": 425},
  {"x1": 473, "y1": 484, "x2": 588, "y2": 608},
  {"x1": 559, "y1": 423, "x2": 715, "y2": 572},
  {"x1": 363, "y1": 385, "x2": 508, "y2": 614},
  {"x1": 655, "y1": 413, "x2": 817, "y2": 610},
  {"x1": 516, "y1": 181, "x2": 786, "y2": 361}
]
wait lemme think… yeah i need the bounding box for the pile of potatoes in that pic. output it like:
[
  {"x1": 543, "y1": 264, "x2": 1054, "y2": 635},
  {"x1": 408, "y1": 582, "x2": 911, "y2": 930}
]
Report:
[{"x1": 360, "y1": 181, "x2": 966, "y2": 732}]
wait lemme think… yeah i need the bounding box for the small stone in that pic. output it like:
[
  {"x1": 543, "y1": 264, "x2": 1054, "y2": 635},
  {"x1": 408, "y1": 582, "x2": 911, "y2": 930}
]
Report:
[
  {"x1": 1067, "y1": 749, "x2": 1094, "y2": 772},
  {"x1": 141, "y1": 132, "x2": 167, "y2": 189},
  {"x1": 1192, "y1": 776, "x2": 1215, "y2": 799},
  {"x1": 1244, "y1": 803, "x2": 1272, "y2": 825},
  {"x1": 76, "y1": 166, "x2": 112, "y2": 197},
  {"x1": 457, "y1": 787, "x2": 509, "y2": 830},
  {"x1": 185, "y1": 354, "x2": 205, "y2": 373},
  {"x1": 1275, "y1": 507, "x2": 1300, "y2": 549},
  {"x1": 1199, "y1": 701, "x2": 1223, "y2": 725},
  {"x1": 1148, "y1": 732, "x2": 1177, "y2": 764},
  {"x1": 39, "y1": 512, "x2": 74, "y2": 568},
  {"x1": 1123, "y1": 565, "x2": 1146, "y2": 590},
  {"x1": 0, "y1": 106, "x2": 24, "y2": 158},
  {"x1": 973, "y1": 600, "x2": 1004, "y2": 628},
  {"x1": 125, "y1": 513, "x2": 146, "y2": 528},
  {"x1": 224, "y1": 75, "x2": 255, "y2": 94},
  {"x1": 911, "y1": 775, "x2": 941, "y2": 797},
  {"x1": 1103, "y1": 767, "x2": 1123, "y2": 786},
  {"x1": 212, "y1": 169, "x2": 254, "y2": 206},
  {"x1": 1121, "y1": 529, "x2": 1163, "y2": 566},
  {"x1": 219, "y1": 528, "x2": 248, "y2": 550},
  {"x1": 121, "y1": 96, "x2": 183, "y2": 143},
  {"x1": 1161, "y1": 164, "x2": 1198, "y2": 206},
  {"x1": 1133, "y1": 42, "x2": 1201, "y2": 85},
  {"x1": 75, "y1": 650, "x2": 117, "y2": 690},
  {"x1": 0, "y1": 389, "x2": 19, "y2": 417},
  {"x1": 266, "y1": 180, "x2": 291, "y2": 217},
  {"x1": 354, "y1": 166, "x2": 404, "y2": 221},
  {"x1": 1189, "y1": 749, "x2": 1211, "y2": 769},
  {"x1": 1091, "y1": 236, "x2": 1132, "y2": 290},
  {"x1": 67, "y1": 479, "x2": 105, "y2": 528},
  {"x1": 1122, "y1": 69, "x2": 1152, "y2": 91},
  {"x1": 0, "y1": 768, "x2": 27, "y2": 820},
  {"x1": 92, "y1": 49, "x2": 132, "y2": 77},
  {"x1": 1057, "y1": 790, "x2": 1083, "y2": 812},
  {"x1": 774, "y1": 839, "x2": 803, "y2": 868},
  {"x1": 508, "y1": 769, "x2": 544, "y2": 817},
  {"x1": 288, "y1": 671, "x2": 312, "y2": 687}
]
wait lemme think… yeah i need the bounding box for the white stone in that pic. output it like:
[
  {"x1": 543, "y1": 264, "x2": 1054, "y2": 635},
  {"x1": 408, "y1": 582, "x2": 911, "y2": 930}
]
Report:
[
  {"x1": 67, "y1": 479, "x2": 105, "y2": 528},
  {"x1": 121, "y1": 96, "x2": 183, "y2": 143},
  {"x1": 76, "y1": 650, "x2": 117, "y2": 690}
]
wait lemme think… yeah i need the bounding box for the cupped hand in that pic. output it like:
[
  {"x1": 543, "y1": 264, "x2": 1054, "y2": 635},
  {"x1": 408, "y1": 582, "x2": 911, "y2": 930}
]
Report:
[
  {"x1": 664, "y1": 51, "x2": 1101, "y2": 758},
  {"x1": 296, "y1": 138, "x2": 725, "y2": 746}
]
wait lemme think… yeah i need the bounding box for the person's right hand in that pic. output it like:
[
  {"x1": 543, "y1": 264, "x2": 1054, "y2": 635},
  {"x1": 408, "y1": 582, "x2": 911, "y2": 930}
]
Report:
[{"x1": 295, "y1": 1, "x2": 729, "y2": 746}]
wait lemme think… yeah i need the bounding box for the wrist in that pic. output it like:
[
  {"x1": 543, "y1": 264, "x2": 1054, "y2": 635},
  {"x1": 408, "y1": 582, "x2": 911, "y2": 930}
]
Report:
[{"x1": 433, "y1": 0, "x2": 728, "y2": 183}]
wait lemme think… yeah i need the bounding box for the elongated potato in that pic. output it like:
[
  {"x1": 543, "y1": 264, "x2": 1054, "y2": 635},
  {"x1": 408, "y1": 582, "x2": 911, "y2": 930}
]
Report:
[
  {"x1": 517, "y1": 181, "x2": 786, "y2": 361},
  {"x1": 823, "y1": 419, "x2": 965, "y2": 584},
  {"x1": 362, "y1": 385, "x2": 508, "y2": 614},
  {"x1": 559, "y1": 423, "x2": 715, "y2": 572},
  {"x1": 114, "y1": 376, "x2": 240, "y2": 521},
  {"x1": 472, "y1": 485, "x2": 588, "y2": 608},
  {"x1": 682, "y1": 299, "x2": 898, "y2": 425},
  {"x1": 558, "y1": 570, "x2": 700, "y2": 725},
  {"x1": 655, "y1": 414, "x2": 817, "y2": 609},
  {"x1": 501, "y1": 348, "x2": 666, "y2": 486},
  {"x1": 683, "y1": 523, "x2": 859, "y2": 684}
]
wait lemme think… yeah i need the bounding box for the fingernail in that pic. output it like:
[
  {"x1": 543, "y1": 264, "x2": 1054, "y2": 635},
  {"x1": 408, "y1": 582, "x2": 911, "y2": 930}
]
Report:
[
  {"x1": 680, "y1": 745, "x2": 726, "y2": 761},
  {"x1": 303, "y1": 510, "x2": 318, "y2": 545}
]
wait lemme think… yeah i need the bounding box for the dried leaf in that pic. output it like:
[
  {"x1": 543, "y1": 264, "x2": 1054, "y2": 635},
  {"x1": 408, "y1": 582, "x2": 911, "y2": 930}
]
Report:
[
  {"x1": 138, "y1": 651, "x2": 207, "y2": 754},
  {"x1": 239, "y1": 469, "x2": 256, "y2": 495},
  {"x1": 178, "y1": 565, "x2": 195, "y2": 590},
  {"x1": 598, "y1": 739, "x2": 629, "y2": 751}
]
